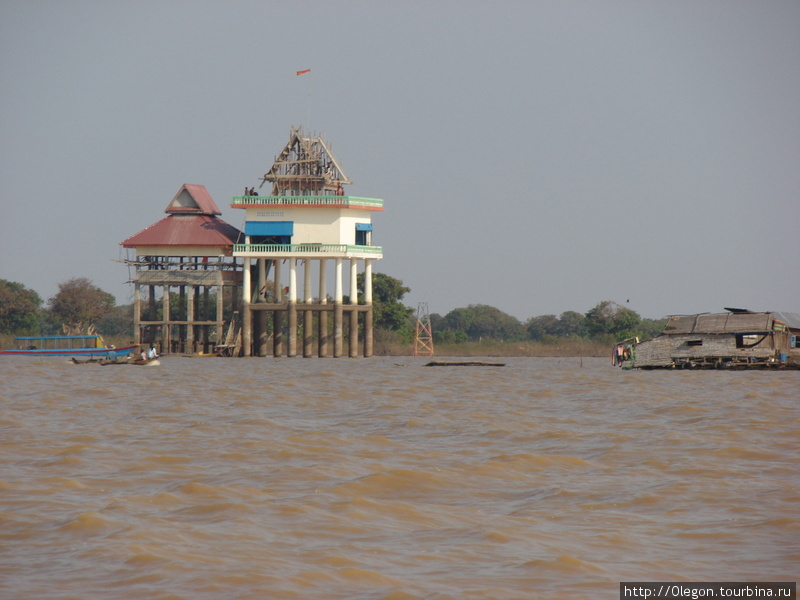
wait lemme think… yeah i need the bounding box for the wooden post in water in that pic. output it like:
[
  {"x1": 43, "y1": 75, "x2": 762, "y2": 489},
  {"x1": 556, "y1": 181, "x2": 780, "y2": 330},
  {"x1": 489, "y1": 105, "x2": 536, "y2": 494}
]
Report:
[
  {"x1": 186, "y1": 285, "x2": 195, "y2": 353},
  {"x1": 162, "y1": 285, "x2": 170, "y2": 353},
  {"x1": 133, "y1": 282, "x2": 141, "y2": 346},
  {"x1": 216, "y1": 281, "x2": 224, "y2": 351}
]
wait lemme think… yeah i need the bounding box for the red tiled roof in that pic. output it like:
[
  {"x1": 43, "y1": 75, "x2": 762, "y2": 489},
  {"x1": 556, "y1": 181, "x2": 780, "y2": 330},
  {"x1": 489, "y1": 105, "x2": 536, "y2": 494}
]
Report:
[
  {"x1": 121, "y1": 214, "x2": 242, "y2": 248},
  {"x1": 166, "y1": 184, "x2": 222, "y2": 215}
]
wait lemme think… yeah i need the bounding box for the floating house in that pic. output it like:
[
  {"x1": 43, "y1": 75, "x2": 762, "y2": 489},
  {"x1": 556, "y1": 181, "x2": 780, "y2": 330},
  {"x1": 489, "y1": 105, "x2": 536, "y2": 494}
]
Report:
[
  {"x1": 614, "y1": 308, "x2": 800, "y2": 369},
  {"x1": 232, "y1": 127, "x2": 383, "y2": 358},
  {"x1": 121, "y1": 184, "x2": 243, "y2": 354}
]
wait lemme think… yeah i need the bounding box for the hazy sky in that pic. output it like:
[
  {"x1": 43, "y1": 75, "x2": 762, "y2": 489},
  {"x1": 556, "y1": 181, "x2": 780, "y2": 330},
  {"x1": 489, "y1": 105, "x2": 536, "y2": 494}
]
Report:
[{"x1": 2, "y1": 1, "x2": 798, "y2": 321}]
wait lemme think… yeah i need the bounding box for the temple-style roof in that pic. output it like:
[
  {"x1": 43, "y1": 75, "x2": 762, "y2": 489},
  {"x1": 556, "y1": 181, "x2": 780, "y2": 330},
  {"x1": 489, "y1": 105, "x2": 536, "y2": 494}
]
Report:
[
  {"x1": 122, "y1": 184, "x2": 240, "y2": 249},
  {"x1": 166, "y1": 184, "x2": 222, "y2": 215},
  {"x1": 260, "y1": 128, "x2": 351, "y2": 196}
]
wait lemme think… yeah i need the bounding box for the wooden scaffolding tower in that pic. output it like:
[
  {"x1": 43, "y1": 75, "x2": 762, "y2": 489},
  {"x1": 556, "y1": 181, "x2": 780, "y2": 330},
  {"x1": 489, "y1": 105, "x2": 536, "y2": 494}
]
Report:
[{"x1": 260, "y1": 126, "x2": 351, "y2": 196}]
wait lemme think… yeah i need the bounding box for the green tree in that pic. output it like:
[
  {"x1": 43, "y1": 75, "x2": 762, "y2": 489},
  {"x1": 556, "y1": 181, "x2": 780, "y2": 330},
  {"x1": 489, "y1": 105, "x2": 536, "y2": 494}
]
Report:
[
  {"x1": 557, "y1": 311, "x2": 587, "y2": 337},
  {"x1": 0, "y1": 280, "x2": 42, "y2": 334},
  {"x1": 442, "y1": 304, "x2": 525, "y2": 341},
  {"x1": 526, "y1": 314, "x2": 560, "y2": 340},
  {"x1": 47, "y1": 278, "x2": 116, "y2": 333},
  {"x1": 96, "y1": 304, "x2": 134, "y2": 337},
  {"x1": 441, "y1": 307, "x2": 476, "y2": 334},
  {"x1": 357, "y1": 272, "x2": 414, "y2": 331},
  {"x1": 585, "y1": 300, "x2": 641, "y2": 341},
  {"x1": 638, "y1": 317, "x2": 668, "y2": 340}
]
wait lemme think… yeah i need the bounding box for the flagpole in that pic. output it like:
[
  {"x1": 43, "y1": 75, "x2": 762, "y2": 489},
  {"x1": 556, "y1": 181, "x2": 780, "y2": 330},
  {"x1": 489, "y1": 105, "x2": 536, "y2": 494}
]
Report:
[{"x1": 296, "y1": 69, "x2": 312, "y2": 132}]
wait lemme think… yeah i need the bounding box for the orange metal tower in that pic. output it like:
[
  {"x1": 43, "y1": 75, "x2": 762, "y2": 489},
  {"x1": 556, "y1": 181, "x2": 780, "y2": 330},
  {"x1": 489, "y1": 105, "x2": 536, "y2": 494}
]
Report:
[{"x1": 413, "y1": 302, "x2": 434, "y2": 357}]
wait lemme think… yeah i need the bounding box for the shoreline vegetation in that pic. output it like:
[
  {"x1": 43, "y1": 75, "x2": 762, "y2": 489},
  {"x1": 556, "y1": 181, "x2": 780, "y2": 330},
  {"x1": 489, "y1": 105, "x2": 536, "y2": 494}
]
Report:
[
  {"x1": 1, "y1": 277, "x2": 659, "y2": 359},
  {"x1": 373, "y1": 338, "x2": 610, "y2": 358},
  {"x1": 1, "y1": 333, "x2": 609, "y2": 358}
]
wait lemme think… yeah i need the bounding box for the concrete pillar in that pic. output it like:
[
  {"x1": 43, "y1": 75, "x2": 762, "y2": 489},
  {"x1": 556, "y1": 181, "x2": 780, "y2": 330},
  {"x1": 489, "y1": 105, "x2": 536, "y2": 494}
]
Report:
[
  {"x1": 334, "y1": 258, "x2": 343, "y2": 357},
  {"x1": 258, "y1": 258, "x2": 267, "y2": 301},
  {"x1": 303, "y1": 260, "x2": 313, "y2": 357},
  {"x1": 257, "y1": 316, "x2": 268, "y2": 355},
  {"x1": 364, "y1": 306, "x2": 373, "y2": 358},
  {"x1": 364, "y1": 259, "x2": 373, "y2": 358},
  {"x1": 349, "y1": 259, "x2": 359, "y2": 358},
  {"x1": 318, "y1": 258, "x2": 327, "y2": 357},
  {"x1": 257, "y1": 259, "x2": 268, "y2": 356},
  {"x1": 179, "y1": 285, "x2": 186, "y2": 353},
  {"x1": 273, "y1": 259, "x2": 283, "y2": 357},
  {"x1": 287, "y1": 257, "x2": 297, "y2": 358},
  {"x1": 242, "y1": 258, "x2": 252, "y2": 356}
]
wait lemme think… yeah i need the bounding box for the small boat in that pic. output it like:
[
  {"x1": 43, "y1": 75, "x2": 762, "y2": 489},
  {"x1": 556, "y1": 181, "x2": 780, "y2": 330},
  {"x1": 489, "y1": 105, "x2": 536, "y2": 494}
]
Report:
[
  {"x1": 0, "y1": 335, "x2": 137, "y2": 358},
  {"x1": 130, "y1": 357, "x2": 160, "y2": 366},
  {"x1": 96, "y1": 357, "x2": 160, "y2": 366}
]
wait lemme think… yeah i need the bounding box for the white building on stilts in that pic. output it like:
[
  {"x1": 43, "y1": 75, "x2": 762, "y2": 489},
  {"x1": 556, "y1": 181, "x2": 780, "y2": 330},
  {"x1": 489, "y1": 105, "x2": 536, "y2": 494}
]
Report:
[{"x1": 232, "y1": 127, "x2": 384, "y2": 358}]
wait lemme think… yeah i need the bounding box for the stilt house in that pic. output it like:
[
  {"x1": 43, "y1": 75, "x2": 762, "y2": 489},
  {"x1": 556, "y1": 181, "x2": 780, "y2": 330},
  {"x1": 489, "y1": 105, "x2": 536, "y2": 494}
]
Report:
[
  {"x1": 232, "y1": 127, "x2": 384, "y2": 358},
  {"x1": 121, "y1": 184, "x2": 242, "y2": 354}
]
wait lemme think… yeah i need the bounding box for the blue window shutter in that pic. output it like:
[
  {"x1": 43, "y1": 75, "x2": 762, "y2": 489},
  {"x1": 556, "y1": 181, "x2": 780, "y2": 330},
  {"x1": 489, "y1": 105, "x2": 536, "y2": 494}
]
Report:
[{"x1": 245, "y1": 221, "x2": 294, "y2": 236}]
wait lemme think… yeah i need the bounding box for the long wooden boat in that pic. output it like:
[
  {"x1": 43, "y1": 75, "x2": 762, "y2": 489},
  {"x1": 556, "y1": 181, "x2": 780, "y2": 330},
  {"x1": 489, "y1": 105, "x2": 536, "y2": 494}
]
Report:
[
  {"x1": 95, "y1": 357, "x2": 160, "y2": 366},
  {"x1": 425, "y1": 360, "x2": 505, "y2": 367},
  {"x1": 0, "y1": 335, "x2": 137, "y2": 358}
]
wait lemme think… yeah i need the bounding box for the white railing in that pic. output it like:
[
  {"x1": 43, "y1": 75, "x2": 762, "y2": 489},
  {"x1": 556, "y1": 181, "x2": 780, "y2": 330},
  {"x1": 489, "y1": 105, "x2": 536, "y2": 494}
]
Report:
[
  {"x1": 233, "y1": 243, "x2": 382, "y2": 256},
  {"x1": 231, "y1": 195, "x2": 383, "y2": 208}
]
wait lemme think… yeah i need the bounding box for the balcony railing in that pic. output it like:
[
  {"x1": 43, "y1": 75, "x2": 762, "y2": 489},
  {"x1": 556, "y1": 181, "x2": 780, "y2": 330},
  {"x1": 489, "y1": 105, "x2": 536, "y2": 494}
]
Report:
[
  {"x1": 233, "y1": 243, "x2": 383, "y2": 257},
  {"x1": 231, "y1": 195, "x2": 383, "y2": 209}
]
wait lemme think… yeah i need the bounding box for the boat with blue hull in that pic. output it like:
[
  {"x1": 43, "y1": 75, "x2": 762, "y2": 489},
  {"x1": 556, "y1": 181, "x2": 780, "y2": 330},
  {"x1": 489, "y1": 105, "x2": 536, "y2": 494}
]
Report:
[{"x1": 0, "y1": 335, "x2": 137, "y2": 358}]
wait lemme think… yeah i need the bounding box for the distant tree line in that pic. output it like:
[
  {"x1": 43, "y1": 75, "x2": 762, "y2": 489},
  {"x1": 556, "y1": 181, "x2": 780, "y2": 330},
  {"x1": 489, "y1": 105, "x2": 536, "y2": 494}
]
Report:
[
  {"x1": 1, "y1": 274, "x2": 666, "y2": 345},
  {"x1": 430, "y1": 300, "x2": 666, "y2": 345},
  {"x1": 360, "y1": 274, "x2": 667, "y2": 345},
  {"x1": 0, "y1": 278, "x2": 130, "y2": 337}
]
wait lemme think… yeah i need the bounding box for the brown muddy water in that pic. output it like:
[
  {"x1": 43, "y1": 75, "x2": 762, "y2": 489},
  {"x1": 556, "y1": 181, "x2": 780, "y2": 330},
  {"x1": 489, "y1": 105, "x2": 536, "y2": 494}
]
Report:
[{"x1": 1, "y1": 356, "x2": 797, "y2": 599}]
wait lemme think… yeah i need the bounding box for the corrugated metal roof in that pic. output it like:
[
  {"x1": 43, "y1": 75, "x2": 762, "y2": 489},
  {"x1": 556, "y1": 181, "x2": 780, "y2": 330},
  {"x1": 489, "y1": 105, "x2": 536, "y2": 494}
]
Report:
[
  {"x1": 165, "y1": 184, "x2": 222, "y2": 215},
  {"x1": 121, "y1": 214, "x2": 242, "y2": 248},
  {"x1": 771, "y1": 312, "x2": 800, "y2": 329},
  {"x1": 663, "y1": 312, "x2": 774, "y2": 334}
]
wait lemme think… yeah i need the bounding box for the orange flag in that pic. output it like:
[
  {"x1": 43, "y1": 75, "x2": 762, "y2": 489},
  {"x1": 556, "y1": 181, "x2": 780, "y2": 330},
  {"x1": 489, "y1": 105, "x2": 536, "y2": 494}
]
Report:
[{"x1": 296, "y1": 69, "x2": 311, "y2": 76}]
